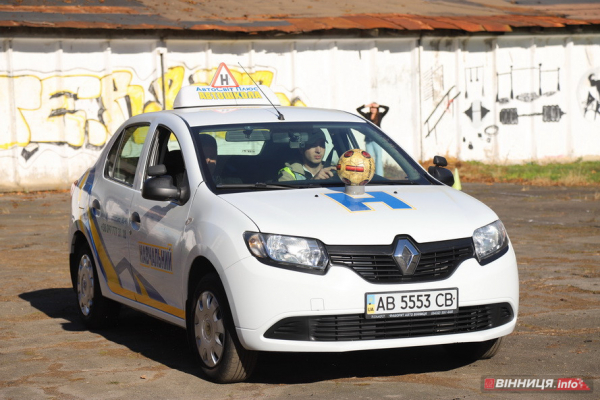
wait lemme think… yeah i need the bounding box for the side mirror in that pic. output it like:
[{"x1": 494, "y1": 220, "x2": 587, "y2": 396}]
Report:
[
  {"x1": 147, "y1": 164, "x2": 167, "y2": 177},
  {"x1": 428, "y1": 156, "x2": 455, "y2": 186},
  {"x1": 142, "y1": 175, "x2": 180, "y2": 202},
  {"x1": 433, "y1": 155, "x2": 447, "y2": 167}
]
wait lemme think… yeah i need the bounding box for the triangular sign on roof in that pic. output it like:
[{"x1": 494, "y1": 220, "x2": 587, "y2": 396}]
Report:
[{"x1": 210, "y1": 63, "x2": 239, "y2": 88}]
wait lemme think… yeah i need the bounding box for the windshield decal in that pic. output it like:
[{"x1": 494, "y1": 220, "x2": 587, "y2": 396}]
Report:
[{"x1": 324, "y1": 191, "x2": 414, "y2": 212}]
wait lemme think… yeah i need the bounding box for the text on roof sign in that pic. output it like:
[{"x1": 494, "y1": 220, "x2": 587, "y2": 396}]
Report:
[{"x1": 197, "y1": 90, "x2": 263, "y2": 100}]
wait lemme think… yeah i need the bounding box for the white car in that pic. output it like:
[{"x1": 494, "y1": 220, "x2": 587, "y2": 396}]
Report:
[{"x1": 69, "y1": 73, "x2": 518, "y2": 383}]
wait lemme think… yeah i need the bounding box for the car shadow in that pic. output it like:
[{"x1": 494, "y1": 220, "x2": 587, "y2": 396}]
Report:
[
  {"x1": 20, "y1": 288, "x2": 472, "y2": 384},
  {"x1": 19, "y1": 288, "x2": 199, "y2": 377},
  {"x1": 250, "y1": 345, "x2": 468, "y2": 384}
]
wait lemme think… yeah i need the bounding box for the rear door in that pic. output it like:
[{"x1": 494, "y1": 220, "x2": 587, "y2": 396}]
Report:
[{"x1": 88, "y1": 124, "x2": 149, "y2": 301}]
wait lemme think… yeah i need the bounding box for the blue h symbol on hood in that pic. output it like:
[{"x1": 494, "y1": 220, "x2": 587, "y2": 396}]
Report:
[{"x1": 324, "y1": 191, "x2": 413, "y2": 212}]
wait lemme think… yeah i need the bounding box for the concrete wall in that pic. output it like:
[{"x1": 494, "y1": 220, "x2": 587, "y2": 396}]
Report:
[{"x1": 1, "y1": 34, "x2": 599, "y2": 191}]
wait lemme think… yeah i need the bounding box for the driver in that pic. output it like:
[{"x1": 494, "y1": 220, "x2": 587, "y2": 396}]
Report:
[{"x1": 278, "y1": 130, "x2": 336, "y2": 181}]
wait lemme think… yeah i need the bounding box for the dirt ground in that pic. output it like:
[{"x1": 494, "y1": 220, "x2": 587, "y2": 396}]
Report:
[{"x1": 0, "y1": 183, "x2": 598, "y2": 399}]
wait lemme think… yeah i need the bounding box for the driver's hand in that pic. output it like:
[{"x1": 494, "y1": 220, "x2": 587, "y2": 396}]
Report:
[{"x1": 315, "y1": 166, "x2": 336, "y2": 180}]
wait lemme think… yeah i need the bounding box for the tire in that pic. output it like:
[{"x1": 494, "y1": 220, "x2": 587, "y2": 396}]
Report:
[
  {"x1": 444, "y1": 337, "x2": 504, "y2": 361},
  {"x1": 188, "y1": 273, "x2": 257, "y2": 383},
  {"x1": 74, "y1": 244, "x2": 120, "y2": 329}
]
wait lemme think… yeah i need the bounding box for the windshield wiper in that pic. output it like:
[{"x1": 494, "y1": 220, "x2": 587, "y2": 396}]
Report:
[
  {"x1": 216, "y1": 183, "x2": 297, "y2": 190},
  {"x1": 368, "y1": 180, "x2": 417, "y2": 185}
]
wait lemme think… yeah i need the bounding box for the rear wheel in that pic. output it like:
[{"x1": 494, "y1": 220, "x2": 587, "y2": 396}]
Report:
[
  {"x1": 188, "y1": 274, "x2": 257, "y2": 383},
  {"x1": 443, "y1": 337, "x2": 504, "y2": 361},
  {"x1": 74, "y1": 244, "x2": 120, "y2": 329}
]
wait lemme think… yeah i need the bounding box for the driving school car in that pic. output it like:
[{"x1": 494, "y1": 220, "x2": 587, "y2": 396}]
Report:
[{"x1": 68, "y1": 64, "x2": 518, "y2": 383}]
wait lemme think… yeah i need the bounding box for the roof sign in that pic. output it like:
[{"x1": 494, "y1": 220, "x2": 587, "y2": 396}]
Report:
[
  {"x1": 173, "y1": 63, "x2": 281, "y2": 109},
  {"x1": 173, "y1": 85, "x2": 281, "y2": 109},
  {"x1": 210, "y1": 63, "x2": 240, "y2": 88}
]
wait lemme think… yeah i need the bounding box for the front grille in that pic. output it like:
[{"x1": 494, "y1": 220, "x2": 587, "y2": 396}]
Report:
[
  {"x1": 265, "y1": 303, "x2": 513, "y2": 342},
  {"x1": 327, "y1": 237, "x2": 474, "y2": 283}
]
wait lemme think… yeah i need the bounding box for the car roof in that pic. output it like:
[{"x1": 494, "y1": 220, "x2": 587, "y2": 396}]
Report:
[{"x1": 165, "y1": 106, "x2": 366, "y2": 127}]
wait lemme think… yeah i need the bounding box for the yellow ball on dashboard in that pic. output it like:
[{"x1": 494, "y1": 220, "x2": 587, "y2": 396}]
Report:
[{"x1": 336, "y1": 149, "x2": 375, "y2": 186}]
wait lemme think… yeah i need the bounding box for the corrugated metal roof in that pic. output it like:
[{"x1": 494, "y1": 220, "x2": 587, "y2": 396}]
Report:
[{"x1": 0, "y1": 0, "x2": 599, "y2": 34}]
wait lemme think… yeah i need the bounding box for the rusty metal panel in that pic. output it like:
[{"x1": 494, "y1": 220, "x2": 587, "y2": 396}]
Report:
[
  {"x1": 433, "y1": 17, "x2": 484, "y2": 32},
  {"x1": 480, "y1": 23, "x2": 512, "y2": 32},
  {"x1": 385, "y1": 15, "x2": 434, "y2": 31},
  {"x1": 189, "y1": 21, "x2": 287, "y2": 33},
  {"x1": 535, "y1": 16, "x2": 593, "y2": 27},
  {"x1": 341, "y1": 15, "x2": 405, "y2": 30},
  {"x1": 0, "y1": 5, "x2": 145, "y2": 14},
  {"x1": 412, "y1": 17, "x2": 463, "y2": 30},
  {"x1": 505, "y1": 15, "x2": 563, "y2": 28},
  {"x1": 280, "y1": 18, "x2": 330, "y2": 33},
  {"x1": 304, "y1": 17, "x2": 363, "y2": 30},
  {"x1": 0, "y1": 3, "x2": 599, "y2": 34},
  {"x1": 537, "y1": 16, "x2": 591, "y2": 26},
  {"x1": 528, "y1": 17, "x2": 568, "y2": 28},
  {"x1": 0, "y1": 20, "x2": 18, "y2": 28},
  {"x1": 462, "y1": 17, "x2": 512, "y2": 32},
  {"x1": 477, "y1": 16, "x2": 538, "y2": 28}
]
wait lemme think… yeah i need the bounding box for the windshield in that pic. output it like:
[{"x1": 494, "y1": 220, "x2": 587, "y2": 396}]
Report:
[{"x1": 190, "y1": 121, "x2": 431, "y2": 190}]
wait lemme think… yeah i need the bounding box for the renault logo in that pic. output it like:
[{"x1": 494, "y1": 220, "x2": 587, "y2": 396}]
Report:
[{"x1": 393, "y1": 239, "x2": 421, "y2": 275}]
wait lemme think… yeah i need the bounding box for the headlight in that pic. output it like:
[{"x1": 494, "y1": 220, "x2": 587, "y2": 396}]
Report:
[
  {"x1": 473, "y1": 220, "x2": 509, "y2": 264},
  {"x1": 244, "y1": 232, "x2": 329, "y2": 273}
]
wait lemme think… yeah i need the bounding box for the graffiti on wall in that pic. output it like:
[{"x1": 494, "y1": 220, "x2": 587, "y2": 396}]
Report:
[
  {"x1": 578, "y1": 67, "x2": 600, "y2": 121},
  {"x1": 422, "y1": 65, "x2": 445, "y2": 104},
  {"x1": 499, "y1": 105, "x2": 565, "y2": 125},
  {"x1": 0, "y1": 65, "x2": 306, "y2": 161},
  {"x1": 495, "y1": 64, "x2": 565, "y2": 125},
  {"x1": 463, "y1": 65, "x2": 490, "y2": 129},
  {"x1": 464, "y1": 66, "x2": 485, "y2": 99},
  {"x1": 463, "y1": 125, "x2": 499, "y2": 152},
  {"x1": 464, "y1": 100, "x2": 490, "y2": 126},
  {"x1": 0, "y1": 70, "x2": 145, "y2": 153},
  {"x1": 423, "y1": 85, "x2": 460, "y2": 139},
  {"x1": 460, "y1": 65, "x2": 496, "y2": 153},
  {"x1": 496, "y1": 63, "x2": 560, "y2": 103}
]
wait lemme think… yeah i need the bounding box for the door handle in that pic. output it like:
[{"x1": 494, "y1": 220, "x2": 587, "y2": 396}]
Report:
[
  {"x1": 131, "y1": 211, "x2": 141, "y2": 231},
  {"x1": 91, "y1": 199, "x2": 101, "y2": 217},
  {"x1": 131, "y1": 212, "x2": 141, "y2": 223}
]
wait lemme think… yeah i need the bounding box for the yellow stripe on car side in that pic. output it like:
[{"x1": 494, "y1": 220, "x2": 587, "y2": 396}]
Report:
[
  {"x1": 136, "y1": 293, "x2": 186, "y2": 319},
  {"x1": 87, "y1": 208, "x2": 137, "y2": 301},
  {"x1": 86, "y1": 209, "x2": 185, "y2": 319}
]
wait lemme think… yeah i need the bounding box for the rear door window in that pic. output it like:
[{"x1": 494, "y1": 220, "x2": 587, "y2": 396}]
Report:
[{"x1": 105, "y1": 125, "x2": 149, "y2": 186}]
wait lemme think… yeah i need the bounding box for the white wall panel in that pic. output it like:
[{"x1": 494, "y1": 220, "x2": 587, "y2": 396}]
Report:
[
  {"x1": 0, "y1": 34, "x2": 599, "y2": 191},
  {"x1": 369, "y1": 40, "x2": 417, "y2": 157},
  {"x1": 458, "y1": 38, "x2": 492, "y2": 162},
  {"x1": 420, "y1": 37, "x2": 462, "y2": 160},
  {"x1": 571, "y1": 36, "x2": 600, "y2": 160}
]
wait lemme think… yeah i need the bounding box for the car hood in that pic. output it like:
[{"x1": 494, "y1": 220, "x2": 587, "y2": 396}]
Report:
[{"x1": 220, "y1": 185, "x2": 499, "y2": 245}]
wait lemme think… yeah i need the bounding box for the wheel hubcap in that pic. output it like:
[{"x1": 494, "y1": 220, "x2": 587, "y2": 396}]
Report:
[
  {"x1": 77, "y1": 254, "x2": 94, "y2": 316},
  {"x1": 194, "y1": 291, "x2": 225, "y2": 367}
]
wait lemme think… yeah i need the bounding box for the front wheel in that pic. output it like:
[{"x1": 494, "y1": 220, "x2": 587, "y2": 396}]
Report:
[
  {"x1": 188, "y1": 274, "x2": 257, "y2": 383},
  {"x1": 443, "y1": 337, "x2": 504, "y2": 361},
  {"x1": 74, "y1": 244, "x2": 120, "y2": 329}
]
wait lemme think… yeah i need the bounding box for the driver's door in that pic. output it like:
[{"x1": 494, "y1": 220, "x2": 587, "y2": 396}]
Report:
[{"x1": 128, "y1": 125, "x2": 192, "y2": 319}]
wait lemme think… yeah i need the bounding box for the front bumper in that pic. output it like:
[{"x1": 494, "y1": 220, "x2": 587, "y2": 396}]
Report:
[{"x1": 224, "y1": 243, "x2": 519, "y2": 352}]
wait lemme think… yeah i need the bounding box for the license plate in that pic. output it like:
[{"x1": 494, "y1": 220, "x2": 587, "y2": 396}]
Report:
[{"x1": 365, "y1": 288, "x2": 458, "y2": 319}]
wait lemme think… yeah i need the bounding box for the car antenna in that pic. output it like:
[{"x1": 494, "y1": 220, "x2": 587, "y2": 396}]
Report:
[{"x1": 238, "y1": 62, "x2": 285, "y2": 121}]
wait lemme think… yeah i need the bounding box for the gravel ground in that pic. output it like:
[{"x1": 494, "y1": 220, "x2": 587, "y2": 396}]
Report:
[{"x1": 0, "y1": 183, "x2": 598, "y2": 399}]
